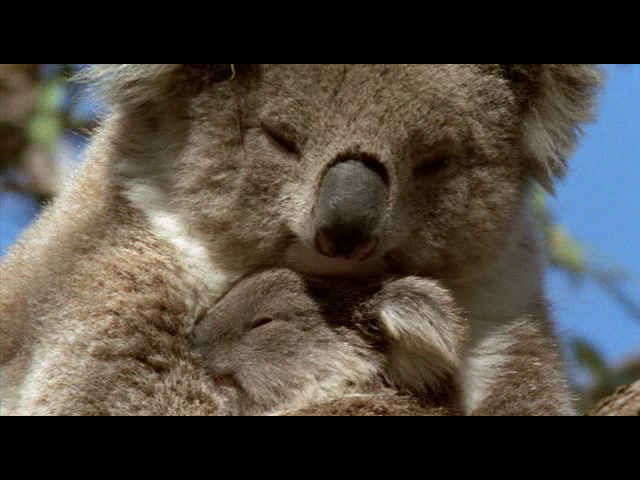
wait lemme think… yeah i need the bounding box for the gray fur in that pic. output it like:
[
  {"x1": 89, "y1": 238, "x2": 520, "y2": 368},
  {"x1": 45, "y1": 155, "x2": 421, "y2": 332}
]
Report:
[{"x1": 1, "y1": 64, "x2": 602, "y2": 415}]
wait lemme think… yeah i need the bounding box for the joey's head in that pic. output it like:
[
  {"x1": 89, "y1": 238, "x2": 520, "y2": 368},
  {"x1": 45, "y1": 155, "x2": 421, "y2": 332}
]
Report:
[
  {"x1": 91, "y1": 64, "x2": 601, "y2": 283},
  {"x1": 189, "y1": 268, "x2": 384, "y2": 415},
  {"x1": 189, "y1": 268, "x2": 466, "y2": 413}
]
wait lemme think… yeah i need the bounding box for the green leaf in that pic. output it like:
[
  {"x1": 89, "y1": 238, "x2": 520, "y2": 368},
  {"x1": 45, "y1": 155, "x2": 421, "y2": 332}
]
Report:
[
  {"x1": 572, "y1": 339, "x2": 610, "y2": 383},
  {"x1": 549, "y1": 226, "x2": 587, "y2": 275},
  {"x1": 27, "y1": 112, "x2": 62, "y2": 150},
  {"x1": 36, "y1": 78, "x2": 65, "y2": 113},
  {"x1": 26, "y1": 76, "x2": 66, "y2": 150}
]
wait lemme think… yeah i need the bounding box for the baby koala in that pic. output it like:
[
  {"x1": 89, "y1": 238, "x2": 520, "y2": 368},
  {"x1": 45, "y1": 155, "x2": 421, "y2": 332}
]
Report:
[{"x1": 189, "y1": 268, "x2": 466, "y2": 416}]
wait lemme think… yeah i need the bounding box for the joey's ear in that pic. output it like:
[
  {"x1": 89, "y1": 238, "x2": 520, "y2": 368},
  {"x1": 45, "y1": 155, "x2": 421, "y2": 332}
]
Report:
[
  {"x1": 498, "y1": 64, "x2": 603, "y2": 192},
  {"x1": 78, "y1": 64, "x2": 244, "y2": 111}
]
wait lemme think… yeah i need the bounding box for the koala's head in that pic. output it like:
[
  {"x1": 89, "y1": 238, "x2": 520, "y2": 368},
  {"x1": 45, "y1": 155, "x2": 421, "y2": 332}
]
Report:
[
  {"x1": 89, "y1": 64, "x2": 601, "y2": 283},
  {"x1": 189, "y1": 268, "x2": 385, "y2": 414}
]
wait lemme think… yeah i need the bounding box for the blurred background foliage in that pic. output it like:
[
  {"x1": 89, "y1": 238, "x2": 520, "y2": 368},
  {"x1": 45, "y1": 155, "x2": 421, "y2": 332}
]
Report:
[
  {"x1": 0, "y1": 64, "x2": 98, "y2": 201},
  {"x1": 534, "y1": 189, "x2": 640, "y2": 411},
  {"x1": 1, "y1": 64, "x2": 638, "y2": 414}
]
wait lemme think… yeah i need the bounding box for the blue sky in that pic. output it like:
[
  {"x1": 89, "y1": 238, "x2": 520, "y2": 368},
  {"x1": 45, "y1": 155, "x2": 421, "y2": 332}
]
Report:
[
  {"x1": 0, "y1": 193, "x2": 41, "y2": 256},
  {"x1": 1, "y1": 64, "x2": 638, "y2": 383},
  {"x1": 547, "y1": 64, "x2": 640, "y2": 373}
]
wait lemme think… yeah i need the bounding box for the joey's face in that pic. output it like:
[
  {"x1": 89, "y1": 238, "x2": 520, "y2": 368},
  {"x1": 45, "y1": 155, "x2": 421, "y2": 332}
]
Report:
[
  {"x1": 189, "y1": 269, "x2": 380, "y2": 414},
  {"x1": 170, "y1": 64, "x2": 531, "y2": 282}
]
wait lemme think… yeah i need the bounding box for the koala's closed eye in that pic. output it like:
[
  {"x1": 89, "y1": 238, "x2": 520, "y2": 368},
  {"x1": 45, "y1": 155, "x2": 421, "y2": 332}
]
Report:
[
  {"x1": 262, "y1": 122, "x2": 299, "y2": 156},
  {"x1": 413, "y1": 156, "x2": 450, "y2": 177},
  {"x1": 250, "y1": 315, "x2": 274, "y2": 330},
  {"x1": 410, "y1": 141, "x2": 459, "y2": 180}
]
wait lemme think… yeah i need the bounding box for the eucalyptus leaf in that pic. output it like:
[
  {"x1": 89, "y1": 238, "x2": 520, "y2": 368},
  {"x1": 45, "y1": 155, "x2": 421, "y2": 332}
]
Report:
[{"x1": 27, "y1": 112, "x2": 62, "y2": 150}]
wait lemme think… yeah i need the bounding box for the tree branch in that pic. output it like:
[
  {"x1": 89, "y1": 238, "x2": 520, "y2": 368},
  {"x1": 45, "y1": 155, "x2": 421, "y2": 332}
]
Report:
[{"x1": 588, "y1": 380, "x2": 640, "y2": 416}]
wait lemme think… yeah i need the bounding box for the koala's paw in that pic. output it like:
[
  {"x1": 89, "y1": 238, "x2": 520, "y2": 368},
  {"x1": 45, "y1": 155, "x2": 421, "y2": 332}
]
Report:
[
  {"x1": 371, "y1": 277, "x2": 466, "y2": 361},
  {"x1": 363, "y1": 277, "x2": 467, "y2": 395}
]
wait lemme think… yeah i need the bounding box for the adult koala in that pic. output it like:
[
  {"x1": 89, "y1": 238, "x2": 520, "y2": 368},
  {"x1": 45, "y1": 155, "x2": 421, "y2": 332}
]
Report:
[{"x1": 0, "y1": 64, "x2": 601, "y2": 415}]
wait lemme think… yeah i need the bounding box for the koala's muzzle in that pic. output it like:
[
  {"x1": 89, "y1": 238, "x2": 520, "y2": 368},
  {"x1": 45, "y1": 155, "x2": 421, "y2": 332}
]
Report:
[{"x1": 314, "y1": 158, "x2": 388, "y2": 261}]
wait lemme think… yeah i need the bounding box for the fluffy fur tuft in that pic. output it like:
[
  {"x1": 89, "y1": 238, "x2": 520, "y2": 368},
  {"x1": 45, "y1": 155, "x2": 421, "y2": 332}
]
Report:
[
  {"x1": 499, "y1": 64, "x2": 603, "y2": 190},
  {"x1": 76, "y1": 64, "x2": 238, "y2": 111},
  {"x1": 77, "y1": 64, "x2": 185, "y2": 109}
]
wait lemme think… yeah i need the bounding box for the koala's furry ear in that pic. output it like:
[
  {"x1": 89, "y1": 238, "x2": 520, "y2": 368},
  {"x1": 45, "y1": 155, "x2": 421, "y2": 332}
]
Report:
[
  {"x1": 78, "y1": 64, "x2": 240, "y2": 111},
  {"x1": 498, "y1": 64, "x2": 603, "y2": 192}
]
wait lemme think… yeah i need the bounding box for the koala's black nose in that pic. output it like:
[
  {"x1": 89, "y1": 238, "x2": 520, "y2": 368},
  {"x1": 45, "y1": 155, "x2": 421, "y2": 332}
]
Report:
[{"x1": 314, "y1": 158, "x2": 388, "y2": 261}]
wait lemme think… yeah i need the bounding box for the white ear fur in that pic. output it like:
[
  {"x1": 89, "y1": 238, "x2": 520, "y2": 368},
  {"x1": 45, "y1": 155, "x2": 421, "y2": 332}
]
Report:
[
  {"x1": 77, "y1": 64, "x2": 185, "y2": 109},
  {"x1": 503, "y1": 64, "x2": 603, "y2": 192},
  {"x1": 78, "y1": 64, "x2": 240, "y2": 110}
]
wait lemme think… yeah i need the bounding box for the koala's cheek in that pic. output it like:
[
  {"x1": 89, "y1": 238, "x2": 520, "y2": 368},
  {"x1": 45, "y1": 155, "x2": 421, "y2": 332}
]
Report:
[{"x1": 401, "y1": 163, "x2": 527, "y2": 276}]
